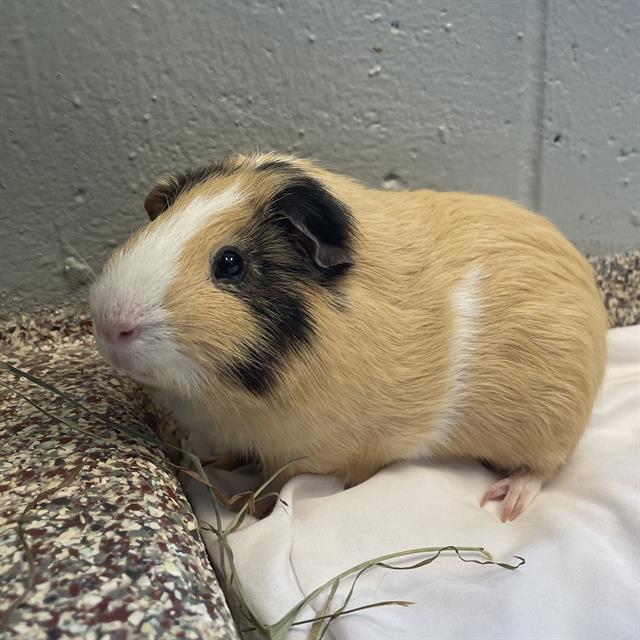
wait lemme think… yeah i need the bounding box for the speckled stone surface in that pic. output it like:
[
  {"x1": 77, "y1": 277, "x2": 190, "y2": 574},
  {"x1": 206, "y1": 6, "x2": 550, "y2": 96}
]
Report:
[
  {"x1": 0, "y1": 249, "x2": 638, "y2": 639},
  {"x1": 589, "y1": 250, "x2": 640, "y2": 328},
  {"x1": 0, "y1": 313, "x2": 238, "y2": 639}
]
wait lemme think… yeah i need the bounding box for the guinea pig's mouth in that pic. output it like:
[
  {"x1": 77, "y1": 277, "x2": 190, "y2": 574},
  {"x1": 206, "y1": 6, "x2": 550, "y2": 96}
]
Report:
[
  {"x1": 91, "y1": 319, "x2": 203, "y2": 395},
  {"x1": 92, "y1": 326, "x2": 151, "y2": 382}
]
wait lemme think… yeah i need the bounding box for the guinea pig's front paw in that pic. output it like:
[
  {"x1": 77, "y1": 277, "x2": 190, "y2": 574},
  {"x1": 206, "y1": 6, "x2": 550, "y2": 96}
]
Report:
[{"x1": 480, "y1": 470, "x2": 543, "y2": 523}]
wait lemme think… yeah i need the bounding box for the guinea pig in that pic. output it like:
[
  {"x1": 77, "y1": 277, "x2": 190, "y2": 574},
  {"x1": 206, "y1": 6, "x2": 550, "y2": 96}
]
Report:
[{"x1": 89, "y1": 152, "x2": 608, "y2": 522}]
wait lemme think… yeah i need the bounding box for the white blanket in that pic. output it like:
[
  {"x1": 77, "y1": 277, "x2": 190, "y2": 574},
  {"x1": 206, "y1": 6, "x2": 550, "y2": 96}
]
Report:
[{"x1": 185, "y1": 325, "x2": 640, "y2": 639}]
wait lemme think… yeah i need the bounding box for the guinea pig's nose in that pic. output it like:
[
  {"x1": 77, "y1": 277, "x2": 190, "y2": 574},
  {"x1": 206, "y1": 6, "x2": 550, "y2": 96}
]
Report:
[{"x1": 101, "y1": 322, "x2": 140, "y2": 344}]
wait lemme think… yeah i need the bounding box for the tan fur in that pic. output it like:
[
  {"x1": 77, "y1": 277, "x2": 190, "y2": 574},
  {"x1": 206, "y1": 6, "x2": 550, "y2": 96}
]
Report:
[{"x1": 122, "y1": 153, "x2": 609, "y2": 492}]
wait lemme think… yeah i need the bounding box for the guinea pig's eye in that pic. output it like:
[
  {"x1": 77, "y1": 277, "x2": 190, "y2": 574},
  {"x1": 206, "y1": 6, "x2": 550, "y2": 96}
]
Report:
[{"x1": 213, "y1": 247, "x2": 245, "y2": 282}]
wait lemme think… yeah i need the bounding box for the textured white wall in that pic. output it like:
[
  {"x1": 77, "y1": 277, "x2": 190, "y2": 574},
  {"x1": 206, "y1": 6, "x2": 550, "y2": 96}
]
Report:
[{"x1": 0, "y1": 0, "x2": 638, "y2": 311}]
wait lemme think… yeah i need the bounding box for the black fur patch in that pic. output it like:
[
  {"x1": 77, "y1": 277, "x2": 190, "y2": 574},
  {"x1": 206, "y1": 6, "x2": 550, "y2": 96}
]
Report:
[
  {"x1": 222, "y1": 165, "x2": 355, "y2": 396},
  {"x1": 256, "y1": 159, "x2": 355, "y2": 269},
  {"x1": 269, "y1": 174, "x2": 355, "y2": 272},
  {"x1": 221, "y1": 221, "x2": 315, "y2": 396},
  {"x1": 147, "y1": 158, "x2": 238, "y2": 219},
  {"x1": 173, "y1": 159, "x2": 238, "y2": 198},
  {"x1": 225, "y1": 292, "x2": 313, "y2": 396},
  {"x1": 255, "y1": 158, "x2": 295, "y2": 174}
]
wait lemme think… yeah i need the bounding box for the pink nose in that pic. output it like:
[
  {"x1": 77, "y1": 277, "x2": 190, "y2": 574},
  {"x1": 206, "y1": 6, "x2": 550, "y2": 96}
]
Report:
[{"x1": 100, "y1": 322, "x2": 140, "y2": 344}]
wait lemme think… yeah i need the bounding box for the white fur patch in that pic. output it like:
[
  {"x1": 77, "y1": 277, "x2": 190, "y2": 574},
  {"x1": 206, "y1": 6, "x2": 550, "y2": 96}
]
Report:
[
  {"x1": 90, "y1": 182, "x2": 244, "y2": 393},
  {"x1": 426, "y1": 265, "x2": 484, "y2": 449},
  {"x1": 92, "y1": 316, "x2": 204, "y2": 396}
]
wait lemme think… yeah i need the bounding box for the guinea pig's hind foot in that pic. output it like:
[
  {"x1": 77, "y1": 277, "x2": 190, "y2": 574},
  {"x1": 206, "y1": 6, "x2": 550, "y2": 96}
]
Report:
[{"x1": 480, "y1": 470, "x2": 543, "y2": 523}]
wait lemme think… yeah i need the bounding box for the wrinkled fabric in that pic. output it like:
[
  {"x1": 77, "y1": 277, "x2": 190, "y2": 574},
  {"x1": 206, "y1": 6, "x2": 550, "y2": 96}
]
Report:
[{"x1": 187, "y1": 325, "x2": 640, "y2": 640}]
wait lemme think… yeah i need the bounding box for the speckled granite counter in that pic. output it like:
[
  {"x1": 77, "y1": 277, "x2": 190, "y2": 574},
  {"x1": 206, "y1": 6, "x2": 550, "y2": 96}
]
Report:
[
  {"x1": 0, "y1": 249, "x2": 638, "y2": 639},
  {"x1": 589, "y1": 251, "x2": 640, "y2": 328},
  {"x1": 0, "y1": 314, "x2": 238, "y2": 639}
]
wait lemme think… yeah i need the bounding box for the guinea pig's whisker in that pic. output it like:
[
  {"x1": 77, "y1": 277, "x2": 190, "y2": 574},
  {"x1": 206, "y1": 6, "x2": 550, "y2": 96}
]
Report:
[
  {"x1": 61, "y1": 240, "x2": 98, "y2": 285},
  {"x1": 66, "y1": 278, "x2": 90, "y2": 293},
  {"x1": 57, "y1": 211, "x2": 98, "y2": 278}
]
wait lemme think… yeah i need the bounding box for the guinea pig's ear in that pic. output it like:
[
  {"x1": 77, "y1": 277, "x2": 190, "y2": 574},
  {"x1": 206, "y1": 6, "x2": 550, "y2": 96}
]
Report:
[
  {"x1": 143, "y1": 175, "x2": 178, "y2": 221},
  {"x1": 271, "y1": 176, "x2": 355, "y2": 269}
]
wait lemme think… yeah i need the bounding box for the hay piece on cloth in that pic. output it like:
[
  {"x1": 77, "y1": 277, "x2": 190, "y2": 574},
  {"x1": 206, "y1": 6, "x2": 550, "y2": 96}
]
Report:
[{"x1": 186, "y1": 325, "x2": 640, "y2": 640}]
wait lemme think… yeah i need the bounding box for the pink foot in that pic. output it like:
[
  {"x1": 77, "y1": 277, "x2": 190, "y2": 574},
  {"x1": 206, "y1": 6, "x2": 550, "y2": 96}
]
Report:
[{"x1": 480, "y1": 470, "x2": 543, "y2": 522}]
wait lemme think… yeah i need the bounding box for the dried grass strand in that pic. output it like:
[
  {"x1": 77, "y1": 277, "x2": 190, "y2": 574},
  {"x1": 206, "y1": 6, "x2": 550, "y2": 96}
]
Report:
[
  {"x1": 0, "y1": 458, "x2": 85, "y2": 633},
  {"x1": 1, "y1": 360, "x2": 525, "y2": 640}
]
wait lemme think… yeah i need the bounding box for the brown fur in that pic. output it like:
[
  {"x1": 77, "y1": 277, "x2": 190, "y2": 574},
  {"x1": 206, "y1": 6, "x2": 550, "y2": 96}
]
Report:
[{"x1": 114, "y1": 153, "x2": 609, "y2": 493}]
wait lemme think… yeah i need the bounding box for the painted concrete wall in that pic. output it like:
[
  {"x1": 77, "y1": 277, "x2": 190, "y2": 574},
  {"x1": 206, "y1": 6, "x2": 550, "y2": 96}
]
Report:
[{"x1": 1, "y1": 0, "x2": 639, "y2": 311}]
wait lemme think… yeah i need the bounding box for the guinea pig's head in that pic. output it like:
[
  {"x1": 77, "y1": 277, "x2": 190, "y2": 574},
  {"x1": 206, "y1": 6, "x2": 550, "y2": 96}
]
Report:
[{"x1": 89, "y1": 154, "x2": 356, "y2": 399}]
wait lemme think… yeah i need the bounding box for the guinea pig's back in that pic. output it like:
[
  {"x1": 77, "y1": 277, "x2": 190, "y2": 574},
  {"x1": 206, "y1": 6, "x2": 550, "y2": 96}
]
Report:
[{"x1": 384, "y1": 190, "x2": 608, "y2": 474}]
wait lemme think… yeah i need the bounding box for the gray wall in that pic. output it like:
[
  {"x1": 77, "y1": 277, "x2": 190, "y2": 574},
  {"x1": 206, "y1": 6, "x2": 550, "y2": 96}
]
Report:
[{"x1": 1, "y1": 0, "x2": 639, "y2": 312}]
